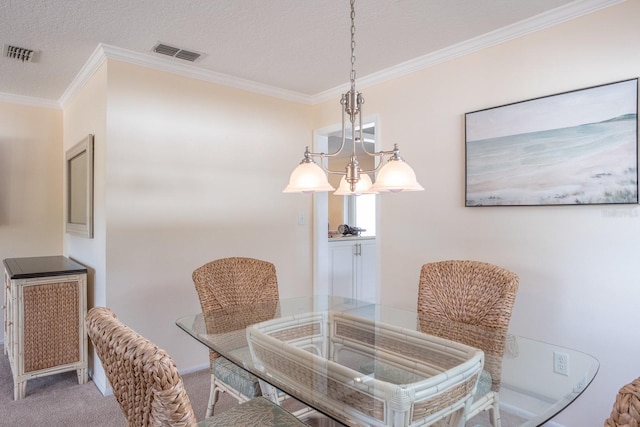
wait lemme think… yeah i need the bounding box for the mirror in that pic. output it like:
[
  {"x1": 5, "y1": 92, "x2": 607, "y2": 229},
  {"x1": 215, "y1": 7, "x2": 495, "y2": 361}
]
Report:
[
  {"x1": 65, "y1": 134, "x2": 94, "y2": 238},
  {"x1": 327, "y1": 123, "x2": 376, "y2": 237}
]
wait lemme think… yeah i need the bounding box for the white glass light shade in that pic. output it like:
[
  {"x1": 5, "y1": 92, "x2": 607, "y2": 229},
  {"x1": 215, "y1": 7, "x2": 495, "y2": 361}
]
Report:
[
  {"x1": 283, "y1": 162, "x2": 335, "y2": 193},
  {"x1": 369, "y1": 159, "x2": 424, "y2": 193},
  {"x1": 333, "y1": 174, "x2": 375, "y2": 196}
]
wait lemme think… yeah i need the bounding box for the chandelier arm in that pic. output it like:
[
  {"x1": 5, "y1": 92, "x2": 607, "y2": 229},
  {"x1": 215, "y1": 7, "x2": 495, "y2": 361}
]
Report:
[
  {"x1": 303, "y1": 145, "x2": 396, "y2": 164},
  {"x1": 358, "y1": 142, "x2": 379, "y2": 157},
  {"x1": 351, "y1": 125, "x2": 357, "y2": 158},
  {"x1": 350, "y1": 145, "x2": 396, "y2": 158},
  {"x1": 309, "y1": 153, "x2": 347, "y2": 175},
  {"x1": 305, "y1": 94, "x2": 351, "y2": 159},
  {"x1": 359, "y1": 141, "x2": 404, "y2": 173},
  {"x1": 305, "y1": 149, "x2": 347, "y2": 159},
  {"x1": 320, "y1": 164, "x2": 348, "y2": 176},
  {"x1": 359, "y1": 156, "x2": 387, "y2": 174},
  {"x1": 356, "y1": 141, "x2": 397, "y2": 162},
  {"x1": 373, "y1": 149, "x2": 397, "y2": 156},
  {"x1": 304, "y1": 141, "x2": 349, "y2": 159}
]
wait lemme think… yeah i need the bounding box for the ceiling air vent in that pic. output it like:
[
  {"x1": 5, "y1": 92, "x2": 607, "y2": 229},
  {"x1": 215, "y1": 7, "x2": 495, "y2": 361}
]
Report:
[
  {"x1": 152, "y1": 43, "x2": 202, "y2": 62},
  {"x1": 4, "y1": 44, "x2": 37, "y2": 62}
]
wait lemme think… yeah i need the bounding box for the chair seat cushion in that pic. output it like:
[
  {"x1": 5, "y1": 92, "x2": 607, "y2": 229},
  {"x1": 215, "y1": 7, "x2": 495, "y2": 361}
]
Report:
[
  {"x1": 198, "y1": 396, "x2": 307, "y2": 426},
  {"x1": 212, "y1": 356, "x2": 262, "y2": 398},
  {"x1": 473, "y1": 369, "x2": 492, "y2": 402}
]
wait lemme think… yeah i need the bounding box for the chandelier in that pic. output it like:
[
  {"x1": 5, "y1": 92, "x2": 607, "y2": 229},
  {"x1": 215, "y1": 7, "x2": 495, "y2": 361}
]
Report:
[{"x1": 284, "y1": 0, "x2": 423, "y2": 195}]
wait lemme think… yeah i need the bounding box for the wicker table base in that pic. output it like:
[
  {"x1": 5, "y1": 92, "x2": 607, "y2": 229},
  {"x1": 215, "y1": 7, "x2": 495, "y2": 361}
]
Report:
[{"x1": 247, "y1": 311, "x2": 484, "y2": 427}]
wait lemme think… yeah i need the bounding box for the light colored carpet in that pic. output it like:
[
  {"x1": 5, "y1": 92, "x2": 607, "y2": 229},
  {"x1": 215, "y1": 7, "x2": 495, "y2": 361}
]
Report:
[
  {"x1": 0, "y1": 345, "x2": 524, "y2": 426},
  {"x1": 0, "y1": 345, "x2": 235, "y2": 426}
]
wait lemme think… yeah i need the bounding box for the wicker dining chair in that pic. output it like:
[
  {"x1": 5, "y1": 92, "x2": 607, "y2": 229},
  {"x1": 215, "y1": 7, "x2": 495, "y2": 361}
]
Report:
[
  {"x1": 192, "y1": 257, "x2": 281, "y2": 418},
  {"x1": 604, "y1": 376, "x2": 640, "y2": 427},
  {"x1": 85, "y1": 307, "x2": 306, "y2": 427},
  {"x1": 417, "y1": 260, "x2": 519, "y2": 427}
]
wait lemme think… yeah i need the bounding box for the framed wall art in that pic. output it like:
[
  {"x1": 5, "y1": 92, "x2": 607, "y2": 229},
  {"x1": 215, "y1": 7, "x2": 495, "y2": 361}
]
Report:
[
  {"x1": 465, "y1": 79, "x2": 638, "y2": 206},
  {"x1": 65, "y1": 134, "x2": 94, "y2": 237}
]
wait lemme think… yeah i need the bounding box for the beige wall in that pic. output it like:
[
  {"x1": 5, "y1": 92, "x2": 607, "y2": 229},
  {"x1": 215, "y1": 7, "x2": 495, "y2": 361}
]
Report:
[
  {"x1": 0, "y1": 102, "x2": 63, "y2": 342},
  {"x1": 62, "y1": 61, "x2": 109, "y2": 388},
  {"x1": 1, "y1": 1, "x2": 638, "y2": 423},
  {"x1": 0, "y1": 102, "x2": 62, "y2": 259},
  {"x1": 100, "y1": 60, "x2": 314, "y2": 376},
  {"x1": 2, "y1": 58, "x2": 315, "y2": 393},
  {"x1": 312, "y1": 1, "x2": 639, "y2": 424}
]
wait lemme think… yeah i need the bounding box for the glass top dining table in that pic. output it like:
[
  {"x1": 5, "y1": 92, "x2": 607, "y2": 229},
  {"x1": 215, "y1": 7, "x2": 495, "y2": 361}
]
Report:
[{"x1": 176, "y1": 295, "x2": 598, "y2": 427}]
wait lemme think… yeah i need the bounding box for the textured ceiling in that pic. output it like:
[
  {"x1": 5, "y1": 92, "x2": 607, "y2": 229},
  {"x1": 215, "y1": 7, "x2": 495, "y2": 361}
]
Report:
[{"x1": 0, "y1": 0, "x2": 622, "y2": 103}]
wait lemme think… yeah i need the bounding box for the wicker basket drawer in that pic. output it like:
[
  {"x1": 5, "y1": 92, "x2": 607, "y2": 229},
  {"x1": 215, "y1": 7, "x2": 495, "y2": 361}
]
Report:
[
  {"x1": 22, "y1": 280, "x2": 81, "y2": 372},
  {"x1": 3, "y1": 256, "x2": 88, "y2": 400}
]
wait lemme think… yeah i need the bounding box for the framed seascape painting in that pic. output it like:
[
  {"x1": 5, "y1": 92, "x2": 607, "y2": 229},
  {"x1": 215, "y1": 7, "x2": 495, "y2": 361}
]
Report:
[{"x1": 465, "y1": 79, "x2": 638, "y2": 206}]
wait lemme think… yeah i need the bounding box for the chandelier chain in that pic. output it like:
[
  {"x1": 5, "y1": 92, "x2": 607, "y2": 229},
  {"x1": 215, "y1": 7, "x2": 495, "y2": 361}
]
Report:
[{"x1": 350, "y1": 0, "x2": 356, "y2": 87}]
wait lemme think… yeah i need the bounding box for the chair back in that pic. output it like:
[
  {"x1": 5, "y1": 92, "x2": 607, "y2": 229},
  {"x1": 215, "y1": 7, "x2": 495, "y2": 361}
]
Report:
[
  {"x1": 605, "y1": 377, "x2": 640, "y2": 427},
  {"x1": 192, "y1": 257, "x2": 279, "y2": 311},
  {"x1": 192, "y1": 257, "x2": 280, "y2": 364},
  {"x1": 86, "y1": 307, "x2": 197, "y2": 427},
  {"x1": 418, "y1": 260, "x2": 519, "y2": 391}
]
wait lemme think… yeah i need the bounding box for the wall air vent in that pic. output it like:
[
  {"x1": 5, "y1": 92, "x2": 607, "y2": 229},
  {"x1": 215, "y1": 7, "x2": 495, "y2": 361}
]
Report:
[
  {"x1": 4, "y1": 44, "x2": 38, "y2": 62},
  {"x1": 152, "y1": 42, "x2": 202, "y2": 62}
]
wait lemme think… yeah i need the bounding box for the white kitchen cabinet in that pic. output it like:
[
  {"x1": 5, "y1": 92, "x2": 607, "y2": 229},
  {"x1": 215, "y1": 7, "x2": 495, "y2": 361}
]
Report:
[{"x1": 328, "y1": 238, "x2": 377, "y2": 302}]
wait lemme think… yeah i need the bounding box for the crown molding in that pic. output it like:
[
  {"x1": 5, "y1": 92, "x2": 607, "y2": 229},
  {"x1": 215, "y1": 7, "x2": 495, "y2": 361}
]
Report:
[
  {"x1": 59, "y1": 43, "x2": 314, "y2": 107},
  {"x1": 105, "y1": 44, "x2": 314, "y2": 104},
  {"x1": 311, "y1": 0, "x2": 626, "y2": 104},
  {"x1": 9, "y1": 0, "x2": 625, "y2": 109},
  {"x1": 0, "y1": 92, "x2": 61, "y2": 109},
  {"x1": 58, "y1": 44, "x2": 108, "y2": 108}
]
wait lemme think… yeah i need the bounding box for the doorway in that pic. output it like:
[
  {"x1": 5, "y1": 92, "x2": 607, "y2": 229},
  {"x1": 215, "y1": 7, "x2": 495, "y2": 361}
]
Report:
[{"x1": 312, "y1": 117, "x2": 380, "y2": 300}]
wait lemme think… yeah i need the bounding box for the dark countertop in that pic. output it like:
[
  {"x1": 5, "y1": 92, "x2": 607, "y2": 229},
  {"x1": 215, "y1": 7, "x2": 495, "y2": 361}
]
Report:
[{"x1": 3, "y1": 256, "x2": 87, "y2": 279}]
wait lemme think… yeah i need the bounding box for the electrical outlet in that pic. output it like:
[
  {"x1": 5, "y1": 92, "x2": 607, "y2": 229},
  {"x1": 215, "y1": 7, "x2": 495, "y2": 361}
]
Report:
[{"x1": 553, "y1": 351, "x2": 569, "y2": 376}]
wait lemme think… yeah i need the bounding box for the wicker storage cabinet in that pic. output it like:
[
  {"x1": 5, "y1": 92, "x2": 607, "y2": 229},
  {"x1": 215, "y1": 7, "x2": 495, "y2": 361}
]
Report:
[
  {"x1": 247, "y1": 311, "x2": 484, "y2": 427},
  {"x1": 3, "y1": 256, "x2": 88, "y2": 400}
]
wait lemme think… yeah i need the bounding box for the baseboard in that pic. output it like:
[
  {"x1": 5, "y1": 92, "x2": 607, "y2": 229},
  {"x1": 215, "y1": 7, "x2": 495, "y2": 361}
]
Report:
[
  {"x1": 180, "y1": 363, "x2": 209, "y2": 376},
  {"x1": 87, "y1": 368, "x2": 113, "y2": 397},
  {"x1": 85, "y1": 363, "x2": 208, "y2": 397}
]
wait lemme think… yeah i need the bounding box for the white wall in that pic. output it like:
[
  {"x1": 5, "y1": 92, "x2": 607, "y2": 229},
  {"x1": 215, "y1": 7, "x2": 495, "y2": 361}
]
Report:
[
  {"x1": 0, "y1": 102, "x2": 62, "y2": 342},
  {"x1": 313, "y1": 1, "x2": 639, "y2": 424}
]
